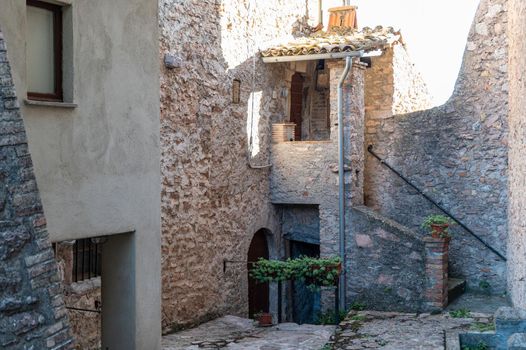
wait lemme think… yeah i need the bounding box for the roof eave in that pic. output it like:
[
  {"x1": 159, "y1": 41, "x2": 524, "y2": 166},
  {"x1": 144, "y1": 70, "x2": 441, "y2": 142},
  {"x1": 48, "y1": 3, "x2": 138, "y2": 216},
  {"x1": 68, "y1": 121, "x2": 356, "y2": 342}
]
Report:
[{"x1": 261, "y1": 50, "x2": 364, "y2": 63}]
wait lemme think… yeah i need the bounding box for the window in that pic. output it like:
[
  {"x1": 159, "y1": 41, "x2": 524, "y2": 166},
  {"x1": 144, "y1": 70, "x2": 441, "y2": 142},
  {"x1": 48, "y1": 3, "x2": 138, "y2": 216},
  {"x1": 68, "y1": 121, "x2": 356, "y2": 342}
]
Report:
[
  {"x1": 26, "y1": 0, "x2": 62, "y2": 101},
  {"x1": 72, "y1": 238, "x2": 102, "y2": 282}
]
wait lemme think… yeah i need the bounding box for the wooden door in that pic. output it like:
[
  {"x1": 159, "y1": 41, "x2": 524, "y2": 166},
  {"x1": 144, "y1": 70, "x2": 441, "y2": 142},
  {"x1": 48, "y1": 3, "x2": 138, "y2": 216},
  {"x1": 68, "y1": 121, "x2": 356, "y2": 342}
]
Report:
[
  {"x1": 290, "y1": 73, "x2": 304, "y2": 141},
  {"x1": 248, "y1": 230, "x2": 269, "y2": 318}
]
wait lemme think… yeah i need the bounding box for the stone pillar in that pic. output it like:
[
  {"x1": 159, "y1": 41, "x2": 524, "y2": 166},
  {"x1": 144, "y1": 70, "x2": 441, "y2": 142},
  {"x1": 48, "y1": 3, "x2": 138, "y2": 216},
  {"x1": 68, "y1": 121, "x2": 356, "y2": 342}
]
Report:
[
  {"x1": 325, "y1": 59, "x2": 365, "y2": 310},
  {"x1": 508, "y1": 0, "x2": 526, "y2": 309},
  {"x1": 424, "y1": 237, "x2": 450, "y2": 310},
  {"x1": 327, "y1": 59, "x2": 366, "y2": 207}
]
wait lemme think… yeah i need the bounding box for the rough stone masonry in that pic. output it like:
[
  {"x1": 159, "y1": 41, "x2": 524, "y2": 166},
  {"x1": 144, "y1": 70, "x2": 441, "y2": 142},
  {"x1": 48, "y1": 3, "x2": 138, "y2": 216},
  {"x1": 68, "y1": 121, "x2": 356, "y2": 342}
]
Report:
[
  {"x1": 364, "y1": 0, "x2": 509, "y2": 293},
  {"x1": 0, "y1": 28, "x2": 73, "y2": 349},
  {"x1": 159, "y1": 0, "x2": 342, "y2": 331},
  {"x1": 507, "y1": 0, "x2": 526, "y2": 308}
]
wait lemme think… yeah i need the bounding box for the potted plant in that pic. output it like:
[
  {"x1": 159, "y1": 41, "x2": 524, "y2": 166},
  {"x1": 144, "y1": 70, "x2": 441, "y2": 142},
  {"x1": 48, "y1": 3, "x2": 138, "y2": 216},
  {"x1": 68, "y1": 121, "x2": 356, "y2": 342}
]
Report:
[
  {"x1": 254, "y1": 311, "x2": 273, "y2": 327},
  {"x1": 422, "y1": 214, "x2": 454, "y2": 239}
]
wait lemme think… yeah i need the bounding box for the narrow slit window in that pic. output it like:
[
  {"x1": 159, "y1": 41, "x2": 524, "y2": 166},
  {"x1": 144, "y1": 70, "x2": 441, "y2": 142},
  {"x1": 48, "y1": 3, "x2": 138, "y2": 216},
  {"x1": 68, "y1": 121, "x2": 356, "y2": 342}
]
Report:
[{"x1": 26, "y1": 0, "x2": 63, "y2": 101}]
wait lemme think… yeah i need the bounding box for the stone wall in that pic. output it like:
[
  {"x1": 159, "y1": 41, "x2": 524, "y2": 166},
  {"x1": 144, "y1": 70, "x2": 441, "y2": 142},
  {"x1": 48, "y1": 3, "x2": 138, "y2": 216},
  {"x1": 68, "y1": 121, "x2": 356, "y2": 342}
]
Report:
[
  {"x1": 271, "y1": 61, "x2": 365, "y2": 310},
  {"x1": 364, "y1": 0, "x2": 508, "y2": 293},
  {"x1": 54, "y1": 242, "x2": 101, "y2": 350},
  {"x1": 159, "y1": 0, "x2": 343, "y2": 330},
  {"x1": 0, "y1": 29, "x2": 72, "y2": 349},
  {"x1": 348, "y1": 206, "x2": 426, "y2": 312},
  {"x1": 507, "y1": 0, "x2": 526, "y2": 308}
]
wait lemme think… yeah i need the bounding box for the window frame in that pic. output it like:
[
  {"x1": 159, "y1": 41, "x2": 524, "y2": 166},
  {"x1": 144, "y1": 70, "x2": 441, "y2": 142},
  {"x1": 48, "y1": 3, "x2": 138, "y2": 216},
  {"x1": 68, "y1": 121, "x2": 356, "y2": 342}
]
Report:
[{"x1": 26, "y1": 0, "x2": 63, "y2": 102}]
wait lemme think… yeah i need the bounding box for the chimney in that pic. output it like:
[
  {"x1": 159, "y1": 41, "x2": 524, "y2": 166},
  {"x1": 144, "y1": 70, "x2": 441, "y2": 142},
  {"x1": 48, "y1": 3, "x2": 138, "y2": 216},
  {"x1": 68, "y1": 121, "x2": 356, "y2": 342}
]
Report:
[{"x1": 328, "y1": 6, "x2": 358, "y2": 30}]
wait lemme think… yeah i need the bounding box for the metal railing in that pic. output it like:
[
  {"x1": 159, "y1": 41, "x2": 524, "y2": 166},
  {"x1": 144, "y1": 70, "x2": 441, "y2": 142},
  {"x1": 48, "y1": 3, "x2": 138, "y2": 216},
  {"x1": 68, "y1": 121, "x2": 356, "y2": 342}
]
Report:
[{"x1": 367, "y1": 145, "x2": 507, "y2": 261}]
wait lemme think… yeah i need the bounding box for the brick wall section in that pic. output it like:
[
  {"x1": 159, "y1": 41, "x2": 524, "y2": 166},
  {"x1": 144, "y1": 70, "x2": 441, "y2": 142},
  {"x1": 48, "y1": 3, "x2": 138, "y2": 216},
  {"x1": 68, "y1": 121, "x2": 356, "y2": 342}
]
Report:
[
  {"x1": 507, "y1": 0, "x2": 526, "y2": 308},
  {"x1": 0, "y1": 29, "x2": 73, "y2": 349},
  {"x1": 364, "y1": 0, "x2": 508, "y2": 293},
  {"x1": 424, "y1": 237, "x2": 450, "y2": 310}
]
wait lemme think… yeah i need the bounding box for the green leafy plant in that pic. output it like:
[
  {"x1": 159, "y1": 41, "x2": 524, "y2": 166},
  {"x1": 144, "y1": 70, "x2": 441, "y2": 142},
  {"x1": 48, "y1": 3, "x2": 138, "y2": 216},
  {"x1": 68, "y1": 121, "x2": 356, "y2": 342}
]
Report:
[
  {"x1": 422, "y1": 214, "x2": 454, "y2": 238},
  {"x1": 461, "y1": 342, "x2": 489, "y2": 350},
  {"x1": 250, "y1": 256, "x2": 341, "y2": 291},
  {"x1": 319, "y1": 345, "x2": 332, "y2": 350},
  {"x1": 350, "y1": 301, "x2": 366, "y2": 311},
  {"x1": 470, "y1": 322, "x2": 495, "y2": 332},
  {"x1": 351, "y1": 314, "x2": 366, "y2": 321},
  {"x1": 315, "y1": 309, "x2": 347, "y2": 325},
  {"x1": 479, "y1": 280, "x2": 491, "y2": 290},
  {"x1": 450, "y1": 308, "x2": 471, "y2": 318},
  {"x1": 249, "y1": 259, "x2": 291, "y2": 283}
]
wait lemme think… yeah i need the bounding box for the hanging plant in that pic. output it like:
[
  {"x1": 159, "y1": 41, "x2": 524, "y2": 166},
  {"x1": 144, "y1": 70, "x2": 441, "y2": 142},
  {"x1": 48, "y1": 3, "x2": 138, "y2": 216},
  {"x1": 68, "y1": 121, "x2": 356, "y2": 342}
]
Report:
[
  {"x1": 249, "y1": 258, "x2": 291, "y2": 283},
  {"x1": 250, "y1": 256, "x2": 341, "y2": 291},
  {"x1": 294, "y1": 256, "x2": 342, "y2": 290}
]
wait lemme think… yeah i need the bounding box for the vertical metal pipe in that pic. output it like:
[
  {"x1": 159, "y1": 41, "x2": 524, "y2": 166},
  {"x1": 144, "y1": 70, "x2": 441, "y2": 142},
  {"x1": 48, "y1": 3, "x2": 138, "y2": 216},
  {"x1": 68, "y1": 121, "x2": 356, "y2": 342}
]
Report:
[
  {"x1": 88, "y1": 239, "x2": 92, "y2": 279},
  {"x1": 337, "y1": 56, "x2": 352, "y2": 311},
  {"x1": 74, "y1": 240, "x2": 78, "y2": 282},
  {"x1": 318, "y1": 0, "x2": 323, "y2": 25},
  {"x1": 82, "y1": 239, "x2": 86, "y2": 280}
]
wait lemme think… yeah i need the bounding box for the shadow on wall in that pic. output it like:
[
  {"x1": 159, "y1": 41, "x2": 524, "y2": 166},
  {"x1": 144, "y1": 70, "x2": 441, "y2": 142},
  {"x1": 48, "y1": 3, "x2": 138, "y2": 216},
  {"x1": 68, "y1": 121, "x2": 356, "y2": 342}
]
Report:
[
  {"x1": 363, "y1": 0, "x2": 508, "y2": 294},
  {"x1": 159, "y1": 0, "x2": 306, "y2": 332}
]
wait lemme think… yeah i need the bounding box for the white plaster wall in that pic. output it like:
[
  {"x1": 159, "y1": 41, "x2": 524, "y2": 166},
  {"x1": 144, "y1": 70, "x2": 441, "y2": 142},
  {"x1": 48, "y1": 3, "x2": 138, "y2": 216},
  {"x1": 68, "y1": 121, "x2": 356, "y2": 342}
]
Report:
[{"x1": 0, "y1": 0, "x2": 161, "y2": 348}]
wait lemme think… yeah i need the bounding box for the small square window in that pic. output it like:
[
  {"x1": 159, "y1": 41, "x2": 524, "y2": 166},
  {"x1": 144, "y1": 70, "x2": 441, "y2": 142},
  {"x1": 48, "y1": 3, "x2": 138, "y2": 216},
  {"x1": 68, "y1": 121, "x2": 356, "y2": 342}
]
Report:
[{"x1": 26, "y1": 0, "x2": 63, "y2": 101}]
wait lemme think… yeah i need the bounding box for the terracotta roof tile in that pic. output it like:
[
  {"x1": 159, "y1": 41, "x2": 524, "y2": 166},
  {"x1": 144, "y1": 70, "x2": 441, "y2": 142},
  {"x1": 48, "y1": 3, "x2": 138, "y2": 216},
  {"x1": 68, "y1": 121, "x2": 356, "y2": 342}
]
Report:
[{"x1": 261, "y1": 26, "x2": 401, "y2": 58}]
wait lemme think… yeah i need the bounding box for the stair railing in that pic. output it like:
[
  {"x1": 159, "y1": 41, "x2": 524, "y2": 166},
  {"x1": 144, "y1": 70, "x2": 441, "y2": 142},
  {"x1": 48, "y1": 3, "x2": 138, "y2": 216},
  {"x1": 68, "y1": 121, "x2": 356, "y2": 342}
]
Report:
[{"x1": 367, "y1": 145, "x2": 507, "y2": 261}]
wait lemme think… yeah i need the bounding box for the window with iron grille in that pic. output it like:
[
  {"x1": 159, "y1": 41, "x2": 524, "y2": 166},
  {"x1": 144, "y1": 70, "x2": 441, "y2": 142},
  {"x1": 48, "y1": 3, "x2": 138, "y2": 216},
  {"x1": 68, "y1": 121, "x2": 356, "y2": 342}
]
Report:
[{"x1": 72, "y1": 238, "x2": 102, "y2": 282}]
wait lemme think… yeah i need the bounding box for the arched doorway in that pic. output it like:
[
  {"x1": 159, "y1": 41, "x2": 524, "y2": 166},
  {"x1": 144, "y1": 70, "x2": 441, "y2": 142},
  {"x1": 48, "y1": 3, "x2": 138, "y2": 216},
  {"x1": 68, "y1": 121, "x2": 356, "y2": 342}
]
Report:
[{"x1": 247, "y1": 229, "x2": 269, "y2": 318}]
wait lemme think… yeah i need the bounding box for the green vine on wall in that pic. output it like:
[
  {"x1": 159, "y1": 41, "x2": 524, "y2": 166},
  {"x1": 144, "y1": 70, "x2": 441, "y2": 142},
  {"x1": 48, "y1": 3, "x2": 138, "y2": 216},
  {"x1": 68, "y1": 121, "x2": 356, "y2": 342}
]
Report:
[{"x1": 250, "y1": 256, "x2": 341, "y2": 291}]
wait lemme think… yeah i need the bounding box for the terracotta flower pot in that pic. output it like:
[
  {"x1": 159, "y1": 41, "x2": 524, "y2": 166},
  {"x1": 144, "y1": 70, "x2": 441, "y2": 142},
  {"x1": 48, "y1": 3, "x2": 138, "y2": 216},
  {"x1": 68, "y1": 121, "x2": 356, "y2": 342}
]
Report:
[
  {"x1": 258, "y1": 313, "x2": 273, "y2": 327},
  {"x1": 430, "y1": 224, "x2": 449, "y2": 239}
]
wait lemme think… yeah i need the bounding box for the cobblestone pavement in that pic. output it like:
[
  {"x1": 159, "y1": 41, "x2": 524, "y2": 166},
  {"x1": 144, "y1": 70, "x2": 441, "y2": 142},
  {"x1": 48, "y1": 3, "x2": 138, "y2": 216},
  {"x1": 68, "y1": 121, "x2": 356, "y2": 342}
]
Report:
[
  {"x1": 162, "y1": 315, "x2": 335, "y2": 349},
  {"x1": 328, "y1": 310, "x2": 494, "y2": 350}
]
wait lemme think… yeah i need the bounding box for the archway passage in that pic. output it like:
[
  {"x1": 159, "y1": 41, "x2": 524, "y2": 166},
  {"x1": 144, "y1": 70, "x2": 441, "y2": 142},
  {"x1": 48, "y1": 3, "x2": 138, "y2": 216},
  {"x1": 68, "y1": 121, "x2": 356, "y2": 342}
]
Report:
[{"x1": 248, "y1": 229, "x2": 269, "y2": 318}]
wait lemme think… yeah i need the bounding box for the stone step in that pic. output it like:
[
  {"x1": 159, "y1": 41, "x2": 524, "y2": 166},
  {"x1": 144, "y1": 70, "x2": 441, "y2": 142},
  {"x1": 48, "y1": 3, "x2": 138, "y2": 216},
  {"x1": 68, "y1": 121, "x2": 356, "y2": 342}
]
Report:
[{"x1": 448, "y1": 278, "x2": 466, "y2": 304}]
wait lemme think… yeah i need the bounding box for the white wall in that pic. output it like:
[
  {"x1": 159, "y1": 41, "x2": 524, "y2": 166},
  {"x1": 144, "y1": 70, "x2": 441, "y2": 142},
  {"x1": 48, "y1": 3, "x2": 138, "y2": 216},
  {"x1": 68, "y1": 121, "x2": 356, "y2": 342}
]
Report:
[{"x1": 0, "y1": 0, "x2": 161, "y2": 348}]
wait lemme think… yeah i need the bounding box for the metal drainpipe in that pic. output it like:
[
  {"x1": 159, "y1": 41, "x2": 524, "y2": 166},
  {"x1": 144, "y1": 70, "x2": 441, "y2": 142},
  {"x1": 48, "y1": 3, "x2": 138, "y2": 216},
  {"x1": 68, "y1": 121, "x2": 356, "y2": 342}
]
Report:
[
  {"x1": 318, "y1": 0, "x2": 323, "y2": 25},
  {"x1": 338, "y1": 56, "x2": 352, "y2": 311}
]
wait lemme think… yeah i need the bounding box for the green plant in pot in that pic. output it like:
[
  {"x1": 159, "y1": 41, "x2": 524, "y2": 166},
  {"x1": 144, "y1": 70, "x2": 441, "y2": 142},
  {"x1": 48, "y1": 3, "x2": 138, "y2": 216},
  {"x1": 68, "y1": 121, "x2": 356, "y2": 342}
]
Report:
[{"x1": 422, "y1": 214, "x2": 454, "y2": 239}]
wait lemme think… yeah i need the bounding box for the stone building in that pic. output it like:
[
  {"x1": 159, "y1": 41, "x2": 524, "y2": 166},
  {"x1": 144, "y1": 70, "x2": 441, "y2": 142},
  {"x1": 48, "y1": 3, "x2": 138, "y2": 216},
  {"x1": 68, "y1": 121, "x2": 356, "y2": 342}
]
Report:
[
  {"x1": 159, "y1": 0, "x2": 369, "y2": 331},
  {"x1": 2, "y1": 0, "x2": 522, "y2": 348},
  {"x1": 159, "y1": 0, "x2": 516, "y2": 330},
  {"x1": 0, "y1": 0, "x2": 161, "y2": 348},
  {"x1": 0, "y1": 27, "x2": 73, "y2": 350},
  {"x1": 364, "y1": 0, "x2": 509, "y2": 295},
  {"x1": 507, "y1": 0, "x2": 526, "y2": 309},
  {"x1": 159, "y1": 0, "x2": 462, "y2": 329}
]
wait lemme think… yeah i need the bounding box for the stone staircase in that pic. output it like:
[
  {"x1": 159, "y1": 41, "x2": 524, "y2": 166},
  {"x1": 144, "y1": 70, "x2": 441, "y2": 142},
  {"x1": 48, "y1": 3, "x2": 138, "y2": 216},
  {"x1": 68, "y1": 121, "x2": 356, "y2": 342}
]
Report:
[{"x1": 451, "y1": 308, "x2": 526, "y2": 349}]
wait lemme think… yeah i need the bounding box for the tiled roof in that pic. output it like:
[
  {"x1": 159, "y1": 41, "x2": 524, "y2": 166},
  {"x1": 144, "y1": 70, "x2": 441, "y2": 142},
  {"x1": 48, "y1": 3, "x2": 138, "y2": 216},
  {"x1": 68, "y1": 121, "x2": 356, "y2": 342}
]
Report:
[{"x1": 261, "y1": 26, "x2": 401, "y2": 58}]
